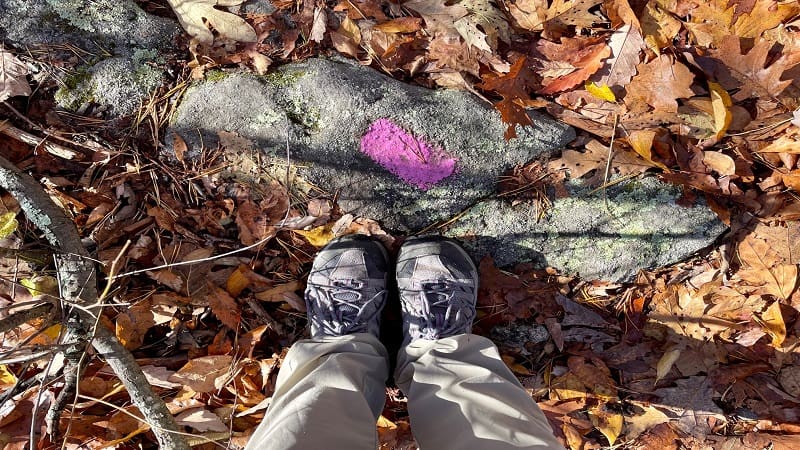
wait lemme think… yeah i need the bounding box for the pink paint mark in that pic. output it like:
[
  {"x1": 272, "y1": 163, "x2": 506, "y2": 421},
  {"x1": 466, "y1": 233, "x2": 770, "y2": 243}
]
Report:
[{"x1": 360, "y1": 119, "x2": 457, "y2": 190}]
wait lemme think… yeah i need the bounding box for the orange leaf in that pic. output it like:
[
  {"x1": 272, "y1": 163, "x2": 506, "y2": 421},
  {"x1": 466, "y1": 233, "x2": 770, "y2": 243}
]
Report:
[{"x1": 538, "y1": 43, "x2": 611, "y2": 95}]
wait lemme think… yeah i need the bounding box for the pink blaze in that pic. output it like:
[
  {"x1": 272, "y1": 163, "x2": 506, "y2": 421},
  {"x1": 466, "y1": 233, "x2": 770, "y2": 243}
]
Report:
[{"x1": 359, "y1": 119, "x2": 457, "y2": 190}]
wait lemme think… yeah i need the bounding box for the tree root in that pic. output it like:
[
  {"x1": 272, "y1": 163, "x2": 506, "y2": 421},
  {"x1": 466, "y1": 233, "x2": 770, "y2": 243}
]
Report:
[{"x1": 0, "y1": 155, "x2": 190, "y2": 449}]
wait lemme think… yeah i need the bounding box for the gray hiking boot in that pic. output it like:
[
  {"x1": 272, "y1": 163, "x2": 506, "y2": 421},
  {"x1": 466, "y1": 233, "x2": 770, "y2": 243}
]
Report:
[
  {"x1": 396, "y1": 236, "x2": 479, "y2": 346},
  {"x1": 305, "y1": 235, "x2": 389, "y2": 338}
]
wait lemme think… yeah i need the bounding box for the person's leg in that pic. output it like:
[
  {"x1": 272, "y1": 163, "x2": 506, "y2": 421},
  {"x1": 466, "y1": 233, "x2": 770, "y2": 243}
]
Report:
[
  {"x1": 395, "y1": 237, "x2": 562, "y2": 450},
  {"x1": 246, "y1": 235, "x2": 391, "y2": 450},
  {"x1": 247, "y1": 333, "x2": 389, "y2": 449}
]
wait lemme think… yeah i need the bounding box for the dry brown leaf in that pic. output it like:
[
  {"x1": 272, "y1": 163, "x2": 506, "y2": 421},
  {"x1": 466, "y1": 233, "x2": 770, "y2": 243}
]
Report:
[
  {"x1": 537, "y1": 38, "x2": 611, "y2": 95},
  {"x1": 166, "y1": 0, "x2": 257, "y2": 44},
  {"x1": 508, "y1": 0, "x2": 547, "y2": 31},
  {"x1": 0, "y1": 47, "x2": 31, "y2": 102},
  {"x1": 548, "y1": 139, "x2": 654, "y2": 185},
  {"x1": 206, "y1": 284, "x2": 242, "y2": 330},
  {"x1": 175, "y1": 408, "x2": 227, "y2": 432},
  {"x1": 116, "y1": 300, "x2": 157, "y2": 350},
  {"x1": 594, "y1": 24, "x2": 645, "y2": 88},
  {"x1": 169, "y1": 355, "x2": 233, "y2": 393},
  {"x1": 702, "y1": 151, "x2": 736, "y2": 176},
  {"x1": 624, "y1": 55, "x2": 694, "y2": 113},
  {"x1": 707, "y1": 36, "x2": 800, "y2": 101},
  {"x1": 738, "y1": 235, "x2": 799, "y2": 299}
]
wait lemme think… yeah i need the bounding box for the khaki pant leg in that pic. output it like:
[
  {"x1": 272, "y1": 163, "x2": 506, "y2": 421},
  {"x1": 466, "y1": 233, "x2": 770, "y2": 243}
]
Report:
[
  {"x1": 246, "y1": 333, "x2": 389, "y2": 450},
  {"x1": 396, "y1": 334, "x2": 562, "y2": 450}
]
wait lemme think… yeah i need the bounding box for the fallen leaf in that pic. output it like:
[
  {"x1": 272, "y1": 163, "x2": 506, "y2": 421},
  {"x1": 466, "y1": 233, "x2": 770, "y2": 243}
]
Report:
[
  {"x1": 175, "y1": 408, "x2": 227, "y2": 432},
  {"x1": 757, "y1": 301, "x2": 786, "y2": 347},
  {"x1": 116, "y1": 299, "x2": 157, "y2": 350},
  {"x1": 294, "y1": 224, "x2": 335, "y2": 247},
  {"x1": 702, "y1": 151, "x2": 736, "y2": 176},
  {"x1": 562, "y1": 422, "x2": 585, "y2": 449},
  {"x1": 589, "y1": 405, "x2": 623, "y2": 445},
  {"x1": 624, "y1": 403, "x2": 671, "y2": 440},
  {"x1": 453, "y1": 0, "x2": 509, "y2": 51},
  {"x1": 704, "y1": 36, "x2": 800, "y2": 101},
  {"x1": 537, "y1": 38, "x2": 611, "y2": 95},
  {"x1": 594, "y1": 24, "x2": 645, "y2": 88},
  {"x1": 373, "y1": 17, "x2": 424, "y2": 33},
  {"x1": 0, "y1": 47, "x2": 31, "y2": 102},
  {"x1": 169, "y1": 355, "x2": 233, "y2": 393},
  {"x1": 548, "y1": 139, "x2": 654, "y2": 185},
  {"x1": 479, "y1": 57, "x2": 537, "y2": 139},
  {"x1": 309, "y1": 6, "x2": 327, "y2": 43},
  {"x1": 140, "y1": 365, "x2": 182, "y2": 389},
  {"x1": 166, "y1": 0, "x2": 257, "y2": 44},
  {"x1": 206, "y1": 284, "x2": 242, "y2": 330},
  {"x1": 655, "y1": 347, "x2": 681, "y2": 384},
  {"x1": 585, "y1": 81, "x2": 616, "y2": 102},
  {"x1": 708, "y1": 81, "x2": 732, "y2": 139},
  {"x1": 0, "y1": 212, "x2": 17, "y2": 239},
  {"x1": 624, "y1": 55, "x2": 694, "y2": 113},
  {"x1": 508, "y1": 0, "x2": 547, "y2": 31}
]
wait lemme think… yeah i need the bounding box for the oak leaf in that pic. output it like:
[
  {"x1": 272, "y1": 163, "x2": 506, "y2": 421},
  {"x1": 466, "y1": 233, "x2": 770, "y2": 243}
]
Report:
[
  {"x1": 730, "y1": 0, "x2": 800, "y2": 39},
  {"x1": 624, "y1": 55, "x2": 694, "y2": 113},
  {"x1": 536, "y1": 37, "x2": 611, "y2": 94},
  {"x1": 640, "y1": 0, "x2": 681, "y2": 52},
  {"x1": 705, "y1": 36, "x2": 800, "y2": 101},
  {"x1": 454, "y1": 0, "x2": 510, "y2": 51},
  {"x1": 405, "y1": 0, "x2": 468, "y2": 36},
  {"x1": 508, "y1": 0, "x2": 547, "y2": 31},
  {"x1": 544, "y1": 0, "x2": 604, "y2": 38},
  {"x1": 594, "y1": 24, "x2": 645, "y2": 89},
  {"x1": 166, "y1": 0, "x2": 257, "y2": 44},
  {"x1": 169, "y1": 355, "x2": 233, "y2": 393},
  {"x1": 479, "y1": 57, "x2": 539, "y2": 139},
  {"x1": 548, "y1": 139, "x2": 655, "y2": 185}
]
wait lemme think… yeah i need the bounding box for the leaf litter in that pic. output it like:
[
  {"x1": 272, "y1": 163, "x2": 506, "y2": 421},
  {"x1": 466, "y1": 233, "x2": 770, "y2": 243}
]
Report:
[{"x1": 2, "y1": 0, "x2": 800, "y2": 448}]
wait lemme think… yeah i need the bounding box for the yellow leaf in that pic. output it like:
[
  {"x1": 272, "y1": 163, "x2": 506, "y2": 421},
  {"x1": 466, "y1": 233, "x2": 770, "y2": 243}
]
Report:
[
  {"x1": 625, "y1": 129, "x2": 669, "y2": 170},
  {"x1": 294, "y1": 224, "x2": 334, "y2": 247},
  {"x1": 226, "y1": 266, "x2": 251, "y2": 297},
  {"x1": 758, "y1": 301, "x2": 786, "y2": 347},
  {"x1": 655, "y1": 347, "x2": 681, "y2": 384},
  {"x1": 0, "y1": 212, "x2": 18, "y2": 239},
  {"x1": 562, "y1": 422, "x2": 584, "y2": 450},
  {"x1": 376, "y1": 415, "x2": 397, "y2": 430},
  {"x1": 585, "y1": 81, "x2": 616, "y2": 102},
  {"x1": 20, "y1": 275, "x2": 59, "y2": 297},
  {"x1": 0, "y1": 364, "x2": 17, "y2": 386},
  {"x1": 589, "y1": 405, "x2": 624, "y2": 445},
  {"x1": 623, "y1": 403, "x2": 670, "y2": 440},
  {"x1": 708, "y1": 81, "x2": 732, "y2": 139}
]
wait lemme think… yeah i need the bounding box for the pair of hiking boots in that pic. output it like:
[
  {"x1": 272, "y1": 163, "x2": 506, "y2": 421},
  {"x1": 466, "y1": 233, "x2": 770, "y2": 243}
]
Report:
[{"x1": 305, "y1": 235, "x2": 478, "y2": 346}]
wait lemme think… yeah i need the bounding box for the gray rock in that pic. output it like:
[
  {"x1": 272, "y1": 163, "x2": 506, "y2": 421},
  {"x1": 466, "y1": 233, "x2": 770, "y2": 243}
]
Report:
[
  {"x1": 444, "y1": 176, "x2": 727, "y2": 282},
  {"x1": 170, "y1": 57, "x2": 575, "y2": 231},
  {"x1": 490, "y1": 322, "x2": 550, "y2": 355},
  {"x1": 0, "y1": 0, "x2": 179, "y2": 115}
]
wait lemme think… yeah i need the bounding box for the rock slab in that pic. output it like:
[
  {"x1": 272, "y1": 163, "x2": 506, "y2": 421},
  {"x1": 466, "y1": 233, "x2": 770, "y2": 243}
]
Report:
[
  {"x1": 444, "y1": 177, "x2": 727, "y2": 282},
  {"x1": 171, "y1": 57, "x2": 576, "y2": 232}
]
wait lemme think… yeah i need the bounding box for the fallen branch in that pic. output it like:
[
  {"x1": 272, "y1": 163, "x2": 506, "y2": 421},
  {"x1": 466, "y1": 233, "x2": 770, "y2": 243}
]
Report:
[
  {"x1": 0, "y1": 155, "x2": 189, "y2": 449},
  {"x1": 0, "y1": 120, "x2": 80, "y2": 160}
]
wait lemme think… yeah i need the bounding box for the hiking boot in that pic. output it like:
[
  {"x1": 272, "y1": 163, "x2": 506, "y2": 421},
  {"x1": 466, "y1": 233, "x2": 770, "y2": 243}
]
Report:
[
  {"x1": 396, "y1": 236, "x2": 478, "y2": 346},
  {"x1": 305, "y1": 235, "x2": 389, "y2": 338}
]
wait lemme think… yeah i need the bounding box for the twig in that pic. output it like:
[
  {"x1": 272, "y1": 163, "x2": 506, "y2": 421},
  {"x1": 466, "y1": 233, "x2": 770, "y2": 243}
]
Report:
[
  {"x1": 0, "y1": 303, "x2": 53, "y2": 333},
  {"x1": 0, "y1": 120, "x2": 80, "y2": 160},
  {"x1": 601, "y1": 113, "x2": 620, "y2": 218},
  {"x1": 0, "y1": 155, "x2": 189, "y2": 449}
]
